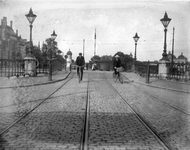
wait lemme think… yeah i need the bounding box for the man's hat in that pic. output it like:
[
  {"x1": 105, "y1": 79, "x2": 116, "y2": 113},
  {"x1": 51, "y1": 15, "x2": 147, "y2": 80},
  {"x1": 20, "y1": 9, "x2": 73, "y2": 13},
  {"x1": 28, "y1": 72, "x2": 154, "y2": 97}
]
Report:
[
  {"x1": 79, "y1": 53, "x2": 82, "y2": 55},
  {"x1": 115, "y1": 55, "x2": 119, "y2": 58}
]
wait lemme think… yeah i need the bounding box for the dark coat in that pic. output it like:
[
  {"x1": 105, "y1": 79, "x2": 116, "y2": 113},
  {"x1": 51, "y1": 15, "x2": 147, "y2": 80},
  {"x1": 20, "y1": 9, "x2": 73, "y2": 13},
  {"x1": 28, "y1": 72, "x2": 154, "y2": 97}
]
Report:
[
  {"x1": 113, "y1": 58, "x2": 121, "y2": 68},
  {"x1": 76, "y1": 56, "x2": 85, "y2": 66}
]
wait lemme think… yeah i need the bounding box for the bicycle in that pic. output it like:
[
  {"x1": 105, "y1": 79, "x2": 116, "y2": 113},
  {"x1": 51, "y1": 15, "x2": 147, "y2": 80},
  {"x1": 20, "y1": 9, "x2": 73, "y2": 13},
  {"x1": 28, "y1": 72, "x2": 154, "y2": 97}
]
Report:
[
  {"x1": 76, "y1": 65, "x2": 84, "y2": 83},
  {"x1": 113, "y1": 67, "x2": 123, "y2": 84}
]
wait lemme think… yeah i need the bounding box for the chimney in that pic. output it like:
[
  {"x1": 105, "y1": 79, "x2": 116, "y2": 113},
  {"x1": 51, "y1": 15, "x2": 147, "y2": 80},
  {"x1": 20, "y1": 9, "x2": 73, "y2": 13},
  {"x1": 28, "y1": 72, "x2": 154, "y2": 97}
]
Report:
[
  {"x1": 2, "y1": 17, "x2": 7, "y2": 28},
  {"x1": 16, "y1": 30, "x2": 18, "y2": 37},
  {"x1": 10, "y1": 21, "x2": 13, "y2": 28}
]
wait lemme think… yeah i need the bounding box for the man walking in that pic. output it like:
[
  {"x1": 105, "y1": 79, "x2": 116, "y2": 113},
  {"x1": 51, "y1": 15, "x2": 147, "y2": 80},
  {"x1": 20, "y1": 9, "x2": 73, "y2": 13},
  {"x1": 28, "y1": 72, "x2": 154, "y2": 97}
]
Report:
[{"x1": 76, "y1": 53, "x2": 85, "y2": 81}]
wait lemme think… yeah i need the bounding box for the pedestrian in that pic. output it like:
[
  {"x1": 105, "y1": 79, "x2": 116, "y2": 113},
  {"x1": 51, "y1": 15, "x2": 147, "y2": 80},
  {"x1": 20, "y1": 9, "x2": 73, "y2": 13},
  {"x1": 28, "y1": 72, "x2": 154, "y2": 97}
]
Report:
[
  {"x1": 76, "y1": 53, "x2": 85, "y2": 81},
  {"x1": 113, "y1": 55, "x2": 122, "y2": 76}
]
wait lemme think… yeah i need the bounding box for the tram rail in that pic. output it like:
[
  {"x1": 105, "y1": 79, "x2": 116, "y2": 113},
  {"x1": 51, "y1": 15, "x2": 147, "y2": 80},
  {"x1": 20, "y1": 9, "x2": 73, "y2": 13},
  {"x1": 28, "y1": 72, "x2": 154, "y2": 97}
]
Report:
[
  {"x1": 0, "y1": 72, "x2": 75, "y2": 136},
  {"x1": 80, "y1": 73, "x2": 90, "y2": 150},
  {"x1": 102, "y1": 73, "x2": 171, "y2": 150},
  {"x1": 0, "y1": 72, "x2": 91, "y2": 150},
  {"x1": 122, "y1": 75, "x2": 190, "y2": 116},
  {"x1": 0, "y1": 71, "x2": 180, "y2": 150}
]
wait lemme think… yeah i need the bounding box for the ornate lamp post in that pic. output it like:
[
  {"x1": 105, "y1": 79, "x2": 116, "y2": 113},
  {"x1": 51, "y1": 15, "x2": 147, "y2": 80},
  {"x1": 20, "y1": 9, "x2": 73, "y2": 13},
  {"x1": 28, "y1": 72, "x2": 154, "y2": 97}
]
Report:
[
  {"x1": 51, "y1": 30, "x2": 57, "y2": 56},
  {"x1": 158, "y1": 12, "x2": 172, "y2": 78},
  {"x1": 48, "y1": 30, "x2": 57, "y2": 81},
  {"x1": 24, "y1": 8, "x2": 37, "y2": 76},
  {"x1": 160, "y1": 12, "x2": 171, "y2": 61},
  {"x1": 133, "y1": 33, "x2": 140, "y2": 61},
  {"x1": 25, "y1": 8, "x2": 37, "y2": 57}
]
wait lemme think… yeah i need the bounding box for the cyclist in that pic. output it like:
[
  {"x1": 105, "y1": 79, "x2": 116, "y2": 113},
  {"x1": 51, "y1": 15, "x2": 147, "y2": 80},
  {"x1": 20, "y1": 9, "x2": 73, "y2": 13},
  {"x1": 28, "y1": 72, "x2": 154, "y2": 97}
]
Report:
[
  {"x1": 113, "y1": 55, "x2": 122, "y2": 77},
  {"x1": 76, "y1": 53, "x2": 85, "y2": 81}
]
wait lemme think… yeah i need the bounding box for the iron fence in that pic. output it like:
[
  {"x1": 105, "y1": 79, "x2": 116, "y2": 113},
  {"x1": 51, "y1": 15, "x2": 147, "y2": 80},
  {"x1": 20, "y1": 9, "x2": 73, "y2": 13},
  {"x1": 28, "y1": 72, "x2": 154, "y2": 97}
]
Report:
[
  {"x1": 0, "y1": 58, "x2": 64, "y2": 77},
  {"x1": 0, "y1": 59, "x2": 25, "y2": 77},
  {"x1": 167, "y1": 62, "x2": 190, "y2": 81},
  {"x1": 134, "y1": 61, "x2": 158, "y2": 77},
  {"x1": 134, "y1": 61, "x2": 190, "y2": 82}
]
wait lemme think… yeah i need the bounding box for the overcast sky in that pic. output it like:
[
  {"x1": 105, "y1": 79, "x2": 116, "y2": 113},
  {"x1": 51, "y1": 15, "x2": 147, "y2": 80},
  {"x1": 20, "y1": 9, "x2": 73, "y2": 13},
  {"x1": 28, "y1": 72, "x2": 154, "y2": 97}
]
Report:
[{"x1": 0, "y1": 0, "x2": 190, "y2": 62}]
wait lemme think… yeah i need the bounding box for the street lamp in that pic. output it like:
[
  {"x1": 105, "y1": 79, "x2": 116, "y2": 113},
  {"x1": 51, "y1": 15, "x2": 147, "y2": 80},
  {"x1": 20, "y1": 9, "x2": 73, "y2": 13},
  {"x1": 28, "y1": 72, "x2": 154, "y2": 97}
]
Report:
[
  {"x1": 24, "y1": 8, "x2": 37, "y2": 77},
  {"x1": 51, "y1": 30, "x2": 57, "y2": 58},
  {"x1": 133, "y1": 33, "x2": 140, "y2": 61},
  {"x1": 48, "y1": 30, "x2": 57, "y2": 81},
  {"x1": 25, "y1": 8, "x2": 37, "y2": 57},
  {"x1": 160, "y1": 12, "x2": 171, "y2": 61}
]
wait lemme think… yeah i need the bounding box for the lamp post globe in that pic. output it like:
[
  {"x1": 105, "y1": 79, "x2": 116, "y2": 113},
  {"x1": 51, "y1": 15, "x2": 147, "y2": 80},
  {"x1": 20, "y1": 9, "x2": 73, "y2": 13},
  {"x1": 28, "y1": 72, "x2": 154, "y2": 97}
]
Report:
[
  {"x1": 133, "y1": 33, "x2": 140, "y2": 61},
  {"x1": 51, "y1": 30, "x2": 57, "y2": 40},
  {"x1": 160, "y1": 12, "x2": 171, "y2": 61}
]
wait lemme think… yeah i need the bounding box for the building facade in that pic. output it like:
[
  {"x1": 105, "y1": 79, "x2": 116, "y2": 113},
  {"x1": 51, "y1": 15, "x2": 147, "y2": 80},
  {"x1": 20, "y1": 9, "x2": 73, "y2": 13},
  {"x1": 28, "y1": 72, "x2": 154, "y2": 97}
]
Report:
[{"x1": 0, "y1": 17, "x2": 27, "y2": 59}]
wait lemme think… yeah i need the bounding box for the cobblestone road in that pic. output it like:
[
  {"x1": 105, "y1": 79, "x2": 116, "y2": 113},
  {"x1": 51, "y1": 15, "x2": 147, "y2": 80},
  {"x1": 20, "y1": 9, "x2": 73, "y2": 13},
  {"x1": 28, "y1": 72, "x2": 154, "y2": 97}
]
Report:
[
  {"x1": 88, "y1": 73, "x2": 166, "y2": 150},
  {"x1": 105, "y1": 72, "x2": 190, "y2": 150},
  {"x1": 0, "y1": 73, "x2": 87, "y2": 150},
  {"x1": 0, "y1": 71, "x2": 189, "y2": 150},
  {"x1": 0, "y1": 77, "x2": 67, "y2": 134}
]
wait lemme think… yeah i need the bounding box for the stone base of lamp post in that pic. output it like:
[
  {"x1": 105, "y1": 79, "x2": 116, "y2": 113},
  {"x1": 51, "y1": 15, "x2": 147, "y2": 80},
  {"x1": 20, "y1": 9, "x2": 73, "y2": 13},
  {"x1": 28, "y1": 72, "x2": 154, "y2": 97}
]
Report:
[
  {"x1": 132, "y1": 61, "x2": 136, "y2": 72},
  {"x1": 158, "y1": 59, "x2": 170, "y2": 79},
  {"x1": 66, "y1": 58, "x2": 72, "y2": 71},
  {"x1": 24, "y1": 56, "x2": 38, "y2": 77}
]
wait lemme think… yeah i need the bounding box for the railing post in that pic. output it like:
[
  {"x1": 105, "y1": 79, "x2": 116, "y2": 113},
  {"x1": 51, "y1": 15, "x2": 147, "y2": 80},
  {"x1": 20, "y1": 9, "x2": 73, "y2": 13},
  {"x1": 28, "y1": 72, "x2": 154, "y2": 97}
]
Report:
[
  {"x1": 185, "y1": 62, "x2": 188, "y2": 81},
  {"x1": 146, "y1": 61, "x2": 150, "y2": 83},
  {"x1": 48, "y1": 60, "x2": 52, "y2": 81}
]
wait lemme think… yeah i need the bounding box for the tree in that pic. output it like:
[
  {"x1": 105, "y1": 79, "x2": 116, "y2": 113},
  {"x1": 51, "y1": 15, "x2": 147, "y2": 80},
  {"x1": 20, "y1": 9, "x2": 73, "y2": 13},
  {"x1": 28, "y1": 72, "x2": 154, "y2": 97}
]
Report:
[
  {"x1": 90, "y1": 55, "x2": 101, "y2": 62},
  {"x1": 113, "y1": 51, "x2": 134, "y2": 70},
  {"x1": 100, "y1": 55, "x2": 112, "y2": 62},
  {"x1": 45, "y1": 38, "x2": 58, "y2": 58},
  {"x1": 41, "y1": 43, "x2": 48, "y2": 59},
  {"x1": 32, "y1": 46, "x2": 43, "y2": 61},
  {"x1": 113, "y1": 51, "x2": 125, "y2": 58}
]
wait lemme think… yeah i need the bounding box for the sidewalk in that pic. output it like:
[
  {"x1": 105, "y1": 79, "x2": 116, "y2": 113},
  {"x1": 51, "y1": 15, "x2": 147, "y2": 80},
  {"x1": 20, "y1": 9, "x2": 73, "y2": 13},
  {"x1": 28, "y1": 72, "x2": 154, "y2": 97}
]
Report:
[
  {"x1": 123, "y1": 72, "x2": 190, "y2": 93},
  {"x1": 0, "y1": 70, "x2": 71, "y2": 89}
]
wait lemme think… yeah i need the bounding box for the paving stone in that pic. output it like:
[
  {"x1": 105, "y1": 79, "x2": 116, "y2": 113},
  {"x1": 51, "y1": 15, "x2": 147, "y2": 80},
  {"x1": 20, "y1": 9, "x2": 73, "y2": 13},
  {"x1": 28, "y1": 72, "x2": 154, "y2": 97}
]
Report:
[{"x1": 1, "y1": 72, "x2": 189, "y2": 149}]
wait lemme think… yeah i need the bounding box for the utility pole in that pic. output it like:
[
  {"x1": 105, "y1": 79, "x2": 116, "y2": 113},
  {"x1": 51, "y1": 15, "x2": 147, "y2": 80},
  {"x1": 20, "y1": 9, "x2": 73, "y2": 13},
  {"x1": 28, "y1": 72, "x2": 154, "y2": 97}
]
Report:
[
  {"x1": 171, "y1": 27, "x2": 175, "y2": 76},
  {"x1": 94, "y1": 28, "x2": 96, "y2": 56},
  {"x1": 83, "y1": 39, "x2": 85, "y2": 58}
]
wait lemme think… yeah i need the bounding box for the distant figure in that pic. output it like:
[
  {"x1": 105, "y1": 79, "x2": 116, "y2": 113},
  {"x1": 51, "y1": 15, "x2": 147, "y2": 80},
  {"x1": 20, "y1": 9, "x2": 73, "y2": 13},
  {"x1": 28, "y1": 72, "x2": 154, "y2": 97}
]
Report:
[
  {"x1": 76, "y1": 53, "x2": 85, "y2": 81},
  {"x1": 113, "y1": 55, "x2": 121, "y2": 76},
  {"x1": 92, "y1": 63, "x2": 97, "y2": 71}
]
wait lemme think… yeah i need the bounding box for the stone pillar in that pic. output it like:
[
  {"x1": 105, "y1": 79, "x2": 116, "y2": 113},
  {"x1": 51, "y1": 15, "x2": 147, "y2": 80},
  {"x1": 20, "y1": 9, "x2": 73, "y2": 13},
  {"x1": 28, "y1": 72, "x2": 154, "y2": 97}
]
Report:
[
  {"x1": 158, "y1": 60, "x2": 169, "y2": 79},
  {"x1": 66, "y1": 57, "x2": 71, "y2": 71}
]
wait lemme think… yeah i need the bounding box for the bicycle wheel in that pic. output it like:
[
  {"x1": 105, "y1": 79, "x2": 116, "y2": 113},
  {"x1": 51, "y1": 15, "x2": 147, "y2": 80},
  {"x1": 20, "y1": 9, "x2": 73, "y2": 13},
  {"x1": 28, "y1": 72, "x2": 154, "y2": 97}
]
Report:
[
  {"x1": 119, "y1": 74, "x2": 123, "y2": 84},
  {"x1": 113, "y1": 72, "x2": 116, "y2": 82},
  {"x1": 113, "y1": 72, "x2": 116, "y2": 78},
  {"x1": 77, "y1": 70, "x2": 81, "y2": 83},
  {"x1": 78, "y1": 70, "x2": 81, "y2": 83}
]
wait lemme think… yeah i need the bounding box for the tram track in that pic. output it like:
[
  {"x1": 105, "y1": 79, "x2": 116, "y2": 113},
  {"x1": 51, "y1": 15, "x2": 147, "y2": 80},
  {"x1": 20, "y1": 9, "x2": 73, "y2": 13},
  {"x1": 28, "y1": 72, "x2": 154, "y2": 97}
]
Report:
[
  {"x1": 80, "y1": 73, "x2": 90, "y2": 150},
  {"x1": 1, "y1": 71, "x2": 92, "y2": 150},
  {"x1": 121, "y1": 75, "x2": 190, "y2": 116},
  {"x1": 1, "y1": 71, "x2": 182, "y2": 149},
  {"x1": 102, "y1": 73, "x2": 171, "y2": 150},
  {"x1": 0, "y1": 72, "x2": 75, "y2": 136}
]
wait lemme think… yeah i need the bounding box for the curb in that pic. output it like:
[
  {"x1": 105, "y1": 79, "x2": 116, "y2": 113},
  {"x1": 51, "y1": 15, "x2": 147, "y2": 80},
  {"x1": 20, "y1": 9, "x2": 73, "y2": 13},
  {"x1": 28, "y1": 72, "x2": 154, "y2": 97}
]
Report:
[
  {"x1": 0, "y1": 72, "x2": 71, "y2": 89},
  {"x1": 122, "y1": 73, "x2": 190, "y2": 94},
  {"x1": 133, "y1": 80, "x2": 190, "y2": 94}
]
